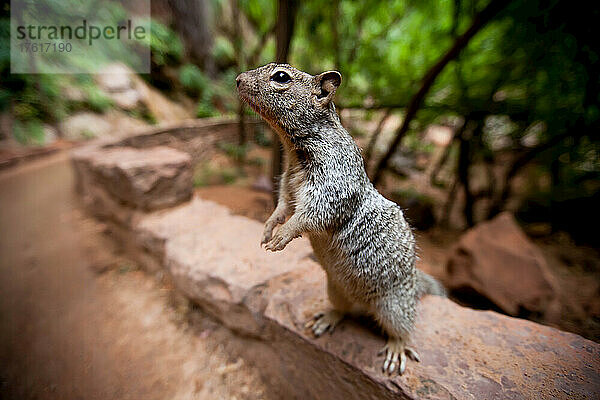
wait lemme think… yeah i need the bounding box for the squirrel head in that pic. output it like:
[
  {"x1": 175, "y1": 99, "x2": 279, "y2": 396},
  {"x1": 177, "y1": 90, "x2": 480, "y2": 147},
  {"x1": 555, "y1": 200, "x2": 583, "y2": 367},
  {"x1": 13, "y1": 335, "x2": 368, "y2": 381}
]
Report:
[{"x1": 236, "y1": 63, "x2": 342, "y2": 138}]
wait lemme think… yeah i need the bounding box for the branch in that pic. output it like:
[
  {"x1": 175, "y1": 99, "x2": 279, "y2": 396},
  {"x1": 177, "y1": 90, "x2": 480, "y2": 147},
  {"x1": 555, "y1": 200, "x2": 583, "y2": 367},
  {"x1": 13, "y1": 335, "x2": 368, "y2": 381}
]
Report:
[
  {"x1": 364, "y1": 108, "x2": 393, "y2": 168},
  {"x1": 430, "y1": 116, "x2": 470, "y2": 186},
  {"x1": 371, "y1": 0, "x2": 511, "y2": 185},
  {"x1": 486, "y1": 121, "x2": 595, "y2": 218}
]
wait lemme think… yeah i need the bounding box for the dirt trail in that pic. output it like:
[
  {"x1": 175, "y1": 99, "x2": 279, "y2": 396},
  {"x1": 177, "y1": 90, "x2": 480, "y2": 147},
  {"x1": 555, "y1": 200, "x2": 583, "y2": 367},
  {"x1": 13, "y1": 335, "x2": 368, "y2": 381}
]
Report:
[{"x1": 0, "y1": 153, "x2": 268, "y2": 400}]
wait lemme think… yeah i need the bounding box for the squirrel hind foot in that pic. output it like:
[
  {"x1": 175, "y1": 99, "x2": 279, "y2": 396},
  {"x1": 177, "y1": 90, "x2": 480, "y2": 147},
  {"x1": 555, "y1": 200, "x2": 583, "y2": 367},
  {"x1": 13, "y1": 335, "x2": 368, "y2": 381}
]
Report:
[
  {"x1": 305, "y1": 310, "x2": 345, "y2": 337},
  {"x1": 379, "y1": 337, "x2": 420, "y2": 375}
]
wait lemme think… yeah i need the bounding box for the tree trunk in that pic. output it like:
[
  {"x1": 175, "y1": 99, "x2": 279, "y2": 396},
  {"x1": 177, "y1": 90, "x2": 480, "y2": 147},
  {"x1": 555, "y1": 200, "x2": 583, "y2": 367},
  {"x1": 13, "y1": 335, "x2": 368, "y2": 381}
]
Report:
[
  {"x1": 330, "y1": 0, "x2": 344, "y2": 125},
  {"x1": 442, "y1": 178, "x2": 459, "y2": 227},
  {"x1": 364, "y1": 109, "x2": 393, "y2": 173},
  {"x1": 275, "y1": 0, "x2": 298, "y2": 62},
  {"x1": 371, "y1": 0, "x2": 510, "y2": 185},
  {"x1": 271, "y1": 0, "x2": 298, "y2": 204},
  {"x1": 458, "y1": 121, "x2": 478, "y2": 227},
  {"x1": 168, "y1": 0, "x2": 216, "y2": 77},
  {"x1": 232, "y1": 0, "x2": 246, "y2": 146},
  {"x1": 430, "y1": 117, "x2": 469, "y2": 187}
]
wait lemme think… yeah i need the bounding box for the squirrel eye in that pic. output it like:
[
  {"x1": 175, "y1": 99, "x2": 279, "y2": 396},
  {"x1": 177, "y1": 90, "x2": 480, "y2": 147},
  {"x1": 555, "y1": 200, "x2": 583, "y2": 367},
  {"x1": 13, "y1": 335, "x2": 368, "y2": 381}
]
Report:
[{"x1": 271, "y1": 71, "x2": 291, "y2": 83}]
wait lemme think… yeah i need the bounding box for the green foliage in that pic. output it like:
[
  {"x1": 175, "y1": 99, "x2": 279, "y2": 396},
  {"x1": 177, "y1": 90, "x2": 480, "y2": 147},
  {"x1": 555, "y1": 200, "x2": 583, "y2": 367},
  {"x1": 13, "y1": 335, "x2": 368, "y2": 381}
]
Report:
[
  {"x1": 0, "y1": 67, "x2": 114, "y2": 143},
  {"x1": 193, "y1": 162, "x2": 241, "y2": 186},
  {"x1": 247, "y1": 156, "x2": 265, "y2": 167},
  {"x1": 178, "y1": 64, "x2": 225, "y2": 118},
  {"x1": 196, "y1": 102, "x2": 218, "y2": 118},
  {"x1": 11, "y1": 75, "x2": 69, "y2": 122},
  {"x1": 0, "y1": 88, "x2": 10, "y2": 112},
  {"x1": 218, "y1": 142, "x2": 248, "y2": 163},
  {"x1": 0, "y1": 3, "x2": 178, "y2": 144},
  {"x1": 9, "y1": 1, "x2": 148, "y2": 73},
  {"x1": 220, "y1": 168, "x2": 240, "y2": 184},
  {"x1": 81, "y1": 129, "x2": 96, "y2": 140},
  {"x1": 179, "y1": 64, "x2": 210, "y2": 94},
  {"x1": 0, "y1": 0, "x2": 597, "y2": 225},
  {"x1": 148, "y1": 20, "x2": 184, "y2": 66},
  {"x1": 240, "y1": 0, "x2": 276, "y2": 34},
  {"x1": 0, "y1": 17, "x2": 10, "y2": 82},
  {"x1": 199, "y1": 68, "x2": 239, "y2": 115},
  {"x1": 213, "y1": 35, "x2": 236, "y2": 66},
  {"x1": 0, "y1": 5, "x2": 175, "y2": 144},
  {"x1": 253, "y1": 127, "x2": 272, "y2": 147},
  {"x1": 84, "y1": 88, "x2": 113, "y2": 113},
  {"x1": 125, "y1": 107, "x2": 157, "y2": 125},
  {"x1": 77, "y1": 77, "x2": 113, "y2": 113},
  {"x1": 404, "y1": 130, "x2": 434, "y2": 154},
  {"x1": 290, "y1": 0, "x2": 594, "y2": 137},
  {"x1": 193, "y1": 163, "x2": 212, "y2": 187},
  {"x1": 290, "y1": 0, "x2": 598, "y2": 215},
  {"x1": 13, "y1": 119, "x2": 45, "y2": 145}
]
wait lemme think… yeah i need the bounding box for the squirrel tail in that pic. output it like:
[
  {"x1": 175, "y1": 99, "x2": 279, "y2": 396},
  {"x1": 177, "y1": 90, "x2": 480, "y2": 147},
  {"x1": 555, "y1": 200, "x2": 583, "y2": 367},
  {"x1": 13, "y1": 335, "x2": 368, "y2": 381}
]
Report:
[{"x1": 416, "y1": 269, "x2": 447, "y2": 298}]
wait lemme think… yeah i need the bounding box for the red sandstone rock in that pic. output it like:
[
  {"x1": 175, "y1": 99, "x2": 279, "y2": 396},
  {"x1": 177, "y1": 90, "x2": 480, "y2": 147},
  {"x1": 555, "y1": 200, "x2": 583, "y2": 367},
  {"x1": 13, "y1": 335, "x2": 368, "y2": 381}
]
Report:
[
  {"x1": 135, "y1": 200, "x2": 599, "y2": 399},
  {"x1": 70, "y1": 146, "x2": 599, "y2": 400},
  {"x1": 138, "y1": 198, "x2": 316, "y2": 336},
  {"x1": 73, "y1": 146, "x2": 192, "y2": 212},
  {"x1": 265, "y1": 266, "x2": 600, "y2": 399},
  {"x1": 444, "y1": 212, "x2": 559, "y2": 316}
]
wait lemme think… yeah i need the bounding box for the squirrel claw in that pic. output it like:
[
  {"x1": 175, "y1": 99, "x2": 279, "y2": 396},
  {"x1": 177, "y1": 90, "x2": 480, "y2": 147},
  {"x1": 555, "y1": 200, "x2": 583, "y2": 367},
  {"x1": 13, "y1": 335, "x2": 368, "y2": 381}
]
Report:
[
  {"x1": 405, "y1": 347, "x2": 420, "y2": 362},
  {"x1": 261, "y1": 210, "x2": 287, "y2": 245},
  {"x1": 380, "y1": 338, "x2": 419, "y2": 376},
  {"x1": 304, "y1": 312, "x2": 324, "y2": 329},
  {"x1": 261, "y1": 226, "x2": 275, "y2": 245},
  {"x1": 260, "y1": 234, "x2": 271, "y2": 245},
  {"x1": 307, "y1": 310, "x2": 344, "y2": 337}
]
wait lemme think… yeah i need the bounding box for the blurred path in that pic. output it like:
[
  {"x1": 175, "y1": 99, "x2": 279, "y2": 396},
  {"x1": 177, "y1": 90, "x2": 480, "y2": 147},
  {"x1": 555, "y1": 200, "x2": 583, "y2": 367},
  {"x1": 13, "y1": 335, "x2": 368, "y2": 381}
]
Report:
[{"x1": 0, "y1": 153, "x2": 266, "y2": 400}]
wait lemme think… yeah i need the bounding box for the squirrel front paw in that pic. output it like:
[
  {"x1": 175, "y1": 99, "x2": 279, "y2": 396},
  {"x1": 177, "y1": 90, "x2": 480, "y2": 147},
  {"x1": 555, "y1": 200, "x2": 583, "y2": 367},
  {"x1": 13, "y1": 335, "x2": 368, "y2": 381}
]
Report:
[
  {"x1": 263, "y1": 228, "x2": 295, "y2": 251},
  {"x1": 261, "y1": 212, "x2": 287, "y2": 245}
]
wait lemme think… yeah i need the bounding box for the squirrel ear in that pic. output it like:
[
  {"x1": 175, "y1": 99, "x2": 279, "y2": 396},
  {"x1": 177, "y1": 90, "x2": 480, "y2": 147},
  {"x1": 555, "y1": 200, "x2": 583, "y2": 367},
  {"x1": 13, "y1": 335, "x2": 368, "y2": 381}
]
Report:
[{"x1": 314, "y1": 71, "x2": 342, "y2": 106}]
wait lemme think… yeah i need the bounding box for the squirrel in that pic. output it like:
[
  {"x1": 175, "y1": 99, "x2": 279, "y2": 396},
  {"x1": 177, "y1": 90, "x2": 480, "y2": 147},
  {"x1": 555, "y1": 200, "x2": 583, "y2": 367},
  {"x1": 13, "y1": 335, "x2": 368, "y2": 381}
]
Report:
[{"x1": 236, "y1": 63, "x2": 446, "y2": 375}]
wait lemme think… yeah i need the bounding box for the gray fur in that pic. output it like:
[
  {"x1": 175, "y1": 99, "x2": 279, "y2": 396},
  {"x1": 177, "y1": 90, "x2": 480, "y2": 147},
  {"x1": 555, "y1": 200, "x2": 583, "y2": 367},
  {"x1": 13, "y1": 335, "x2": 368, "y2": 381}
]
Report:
[{"x1": 237, "y1": 63, "x2": 445, "y2": 374}]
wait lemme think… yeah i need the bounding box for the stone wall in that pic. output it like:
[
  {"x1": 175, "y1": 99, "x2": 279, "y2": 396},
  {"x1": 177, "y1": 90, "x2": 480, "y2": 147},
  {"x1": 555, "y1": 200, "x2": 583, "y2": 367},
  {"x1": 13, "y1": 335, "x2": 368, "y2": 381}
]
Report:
[
  {"x1": 71, "y1": 125, "x2": 600, "y2": 400},
  {"x1": 108, "y1": 117, "x2": 264, "y2": 165}
]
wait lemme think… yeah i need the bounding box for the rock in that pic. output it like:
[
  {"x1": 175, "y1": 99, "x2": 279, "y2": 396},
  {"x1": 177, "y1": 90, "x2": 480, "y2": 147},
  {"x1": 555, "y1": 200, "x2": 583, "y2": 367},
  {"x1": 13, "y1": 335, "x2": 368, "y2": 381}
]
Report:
[
  {"x1": 265, "y1": 275, "x2": 600, "y2": 400},
  {"x1": 137, "y1": 198, "x2": 315, "y2": 336},
  {"x1": 62, "y1": 84, "x2": 86, "y2": 102},
  {"x1": 424, "y1": 124, "x2": 453, "y2": 147},
  {"x1": 112, "y1": 89, "x2": 142, "y2": 111},
  {"x1": 70, "y1": 143, "x2": 600, "y2": 399},
  {"x1": 390, "y1": 190, "x2": 436, "y2": 231},
  {"x1": 96, "y1": 63, "x2": 142, "y2": 110},
  {"x1": 60, "y1": 110, "x2": 148, "y2": 141},
  {"x1": 73, "y1": 146, "x2": 192, "y2": 212},
  {"x1": 128, "y1": 198, "x2": 599, "y2": 400},
  {"x1": 96, "y1": 63, "x2": 134, "y2": 92},
  {"x1": 42, "y1": 124, "x2": 58, "y2": 144},
  {"x1": 132, "y1": 73, "x2": 192, "y2": 123},
  {"x1": 59, "y1": 112, "x2": 114, "y2": 140},
  {"x1": 444, "y1": 212, "x2": 559, "y2": 317},
  {"x1": 96, "y1": 62, "x2": 192, "y2": 121},
  {"x1": 103, "y1": 110, "x2": 148, "y2": 136}
]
